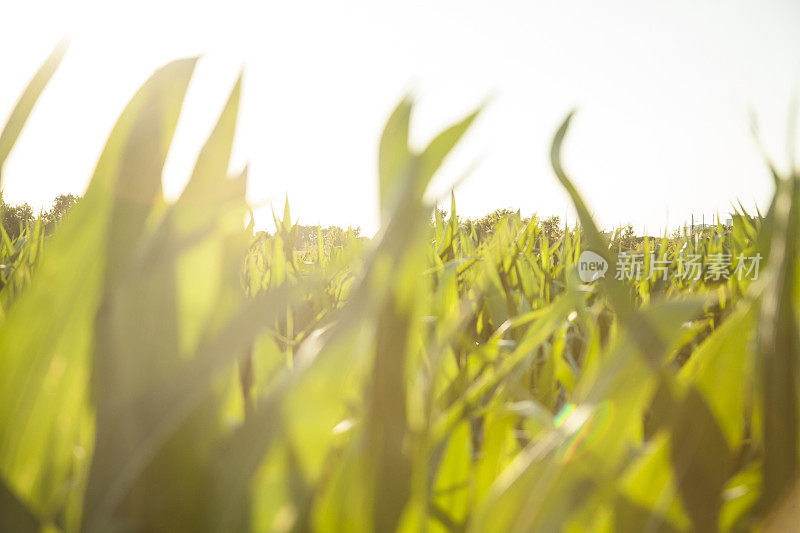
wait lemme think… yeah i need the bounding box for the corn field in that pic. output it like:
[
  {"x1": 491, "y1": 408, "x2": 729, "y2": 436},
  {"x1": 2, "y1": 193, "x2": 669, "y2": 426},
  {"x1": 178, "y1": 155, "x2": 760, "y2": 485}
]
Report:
[{"x1": 1, "y1": 44, "x2": 799, "y2": 533}]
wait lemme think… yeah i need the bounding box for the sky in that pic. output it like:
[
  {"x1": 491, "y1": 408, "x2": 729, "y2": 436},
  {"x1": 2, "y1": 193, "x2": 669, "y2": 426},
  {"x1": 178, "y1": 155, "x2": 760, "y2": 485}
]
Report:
[{"x1": 2, "y1": 0, "x2": 800, "y2": 235}]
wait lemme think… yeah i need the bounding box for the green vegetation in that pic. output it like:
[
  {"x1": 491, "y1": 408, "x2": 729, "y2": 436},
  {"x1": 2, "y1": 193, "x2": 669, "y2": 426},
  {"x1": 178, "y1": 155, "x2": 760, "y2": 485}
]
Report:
[
  {"x1": 0, "y1": 193, "x2": 78, "y2": 239},
  {"x1": 1, "y1": 44, "x2": 798, "y2": 532}
]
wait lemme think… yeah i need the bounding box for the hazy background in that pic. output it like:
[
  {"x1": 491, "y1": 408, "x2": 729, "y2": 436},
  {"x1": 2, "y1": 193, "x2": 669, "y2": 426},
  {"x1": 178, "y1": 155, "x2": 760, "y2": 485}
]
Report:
[{"x1": 2, "y1": 0, "x2": 799, "y2": 235}]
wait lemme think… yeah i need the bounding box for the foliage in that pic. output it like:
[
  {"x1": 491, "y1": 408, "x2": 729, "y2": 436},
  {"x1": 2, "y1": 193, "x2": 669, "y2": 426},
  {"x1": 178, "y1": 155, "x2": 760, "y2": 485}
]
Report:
[
  {"x1": 43, "y1": 194, "x2": 80, "y2": 227},
  {"x1": 611, "y1": 223, "x2": 637, "y2": 251},
  {"x1": 0, "y1": 196, "x2": 34, "y2": 240},
  {"x1": 0, "y1": 193, "x2": 78, "y2": 240},
  {"x1": 0, "y1": 44, "x2": 799, "y2": 533},
  {"x1": 539, "y1": 214, "x2": 564, "y2": 244},
  {"x1": 461, "y1": 207, "x2": 518, "y2": 241}
]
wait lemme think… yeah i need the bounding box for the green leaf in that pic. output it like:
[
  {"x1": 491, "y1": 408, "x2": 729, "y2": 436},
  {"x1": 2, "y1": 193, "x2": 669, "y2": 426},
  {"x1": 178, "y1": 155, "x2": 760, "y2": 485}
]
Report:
[
  {"x1": 617, "y1": 435, "x2": 689, "y2": 531},
  {"x1": 614, "y1": 496, "x2": 680, "y2": 533},
  {"x1": 0, "y1": 476, "x2": 39, "y2": 533},
  {"x1": 0, "y1": 38, "x2": 68, "y2": 179},
  {"x1": 680, "y1": 304, "x2": 755, "y2": 449},
  {"x1": 79, "y1": 58, "x2": 200, "y2": 532},
  {"x1": 670, "y1": 388, "x2": 732, "y2": 532},
  {"x1": 378, "y1": 96, "x2": 412, "y2": 218},
  {"x1": 550, "y1": 112, "x2": 668, "y2": 362},
  {"x1": 757, "y1": 173, "x2": 800, "y2": 509}
]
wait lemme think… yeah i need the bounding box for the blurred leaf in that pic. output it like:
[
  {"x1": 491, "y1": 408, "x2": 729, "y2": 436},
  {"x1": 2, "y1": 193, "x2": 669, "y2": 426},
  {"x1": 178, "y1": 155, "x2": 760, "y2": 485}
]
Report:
[
  {"x1": 81, "y1": 58, "x2": 199, "y2": 532},
  {"x1": 378, "y1": 97, "x2": 412, "y2": 218},
  {"x1": 758, "y1": 173, "x2": 800, "y2": 509},
  {"x1": 617, "y1": 435, "x2": 689, "y2": 532},
  {"x1": 614, "y1": 496, "x2": 680, "y2": 533},
  {"x1": 670, "y1": 388, "x2": 732, "y2": 531},
  {"x1": 0, "y1": 38, "x2": 67, "y2": 178},
  {"x1": 0, "y1": 477, "x2": 38, "y2": 533}
]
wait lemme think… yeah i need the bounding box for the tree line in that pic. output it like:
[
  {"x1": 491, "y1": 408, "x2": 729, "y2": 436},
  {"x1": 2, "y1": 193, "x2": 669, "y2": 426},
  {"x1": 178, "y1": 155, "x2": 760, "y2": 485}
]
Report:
[
  {"x1": 0, "y1": 194, "x2": 79, "y2": 240},
  {"x1": 0, "y1": 194, "x2": 652, "y2": 253}
]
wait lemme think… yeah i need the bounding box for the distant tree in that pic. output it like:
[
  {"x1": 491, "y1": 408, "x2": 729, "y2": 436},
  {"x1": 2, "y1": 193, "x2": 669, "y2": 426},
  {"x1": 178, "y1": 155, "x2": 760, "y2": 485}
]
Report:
[
  {"x1": 540, "y1": 215, "x2": 564, "y2": 244},
  {"x1": 0, "y1": 193, "x2": 80, "y2": 240},
  {"x1": 321, "y1": 226, "x2": 360, "y2": 247},
  {"x1": 44, "y1": 194, "x2": 79, "y2": 226},
  {"x1": 0, "y1": 195, "x2": 34, "y2": 240},
  {"x1": 611, "y1": 224, "x2": 637, "y2": 251},
  {"x1": 320, "y1": 226, "x2": 345, "y2": 248},
  {"x1": 292, "y1": 224, "x2": 362, "y2": 252},
  {"x1": 465, "y1": 208, "x2": 517, "y2": 240},
  {"x1": 294, "y1": 225, "x2": 316, "y2": 250}
]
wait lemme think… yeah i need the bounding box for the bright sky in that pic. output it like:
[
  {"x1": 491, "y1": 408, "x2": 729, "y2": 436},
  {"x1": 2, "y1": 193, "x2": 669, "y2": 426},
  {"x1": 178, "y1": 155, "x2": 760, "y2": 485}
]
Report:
[{"x1": 2, "y1": 0, "x2": 800, "y2": 235}]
